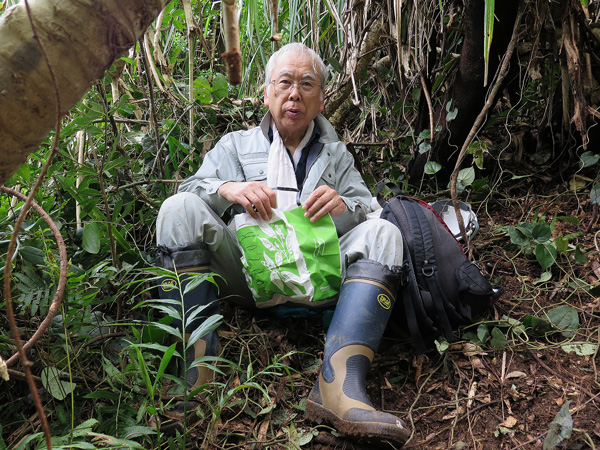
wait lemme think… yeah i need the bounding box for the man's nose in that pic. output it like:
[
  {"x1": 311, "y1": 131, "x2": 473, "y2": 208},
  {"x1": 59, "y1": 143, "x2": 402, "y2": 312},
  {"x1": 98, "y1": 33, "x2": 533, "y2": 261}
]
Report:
[{"x1": 288, "y1": 83, "x2": 301, "y2": 100}]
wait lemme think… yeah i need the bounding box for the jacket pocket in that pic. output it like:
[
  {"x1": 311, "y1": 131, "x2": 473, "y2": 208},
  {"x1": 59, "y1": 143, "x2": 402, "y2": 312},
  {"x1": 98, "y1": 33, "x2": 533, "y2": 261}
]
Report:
[{"x1": 242, "y1": 160, "x2": 268, "y2": 182}]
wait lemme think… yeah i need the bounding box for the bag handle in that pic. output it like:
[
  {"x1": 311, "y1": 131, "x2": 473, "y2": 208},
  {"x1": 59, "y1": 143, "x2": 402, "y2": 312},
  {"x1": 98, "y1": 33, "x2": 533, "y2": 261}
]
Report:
[{"x1": 375, "y1": 182, "x2": 402, "y2": 208}]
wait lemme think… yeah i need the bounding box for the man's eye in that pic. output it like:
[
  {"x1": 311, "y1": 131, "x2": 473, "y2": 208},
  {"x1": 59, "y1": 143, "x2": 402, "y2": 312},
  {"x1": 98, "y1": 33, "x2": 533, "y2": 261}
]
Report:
[
  {"x1": 278, "y1": 79, "x2": 292, "y2": 86},
  {"x1": 300, "y1": 81, "x2": 315, "y2": 89}
]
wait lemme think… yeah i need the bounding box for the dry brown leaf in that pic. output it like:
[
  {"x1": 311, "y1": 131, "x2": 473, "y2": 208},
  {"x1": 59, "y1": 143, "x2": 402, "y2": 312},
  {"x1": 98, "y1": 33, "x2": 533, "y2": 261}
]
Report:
[
  {"x1": 500, "y1": 416, "x2": 518, "y2": 428},
  {"x1": 462, "y1": 342, "x2": 488, "y2": 357},
  {"x1": 506, "y1": 370, "x2": 527, "y2": 379},
  {"x1": 592, "y1": 260, "x2": 600, "y2": 279}
]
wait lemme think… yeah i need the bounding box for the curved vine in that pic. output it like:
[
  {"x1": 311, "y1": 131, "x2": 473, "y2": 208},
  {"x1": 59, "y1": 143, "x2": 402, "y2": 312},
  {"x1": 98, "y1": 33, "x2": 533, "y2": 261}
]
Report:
[{"x1": 1, "y1": 186, "x2": 68, "y2": 368}]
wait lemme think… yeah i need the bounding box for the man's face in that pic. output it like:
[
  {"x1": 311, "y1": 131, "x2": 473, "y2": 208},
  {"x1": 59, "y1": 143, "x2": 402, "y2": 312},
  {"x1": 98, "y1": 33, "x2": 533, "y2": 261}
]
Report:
[{"x1": 264, "y1": 53, "x2": 325, "y2": 139}]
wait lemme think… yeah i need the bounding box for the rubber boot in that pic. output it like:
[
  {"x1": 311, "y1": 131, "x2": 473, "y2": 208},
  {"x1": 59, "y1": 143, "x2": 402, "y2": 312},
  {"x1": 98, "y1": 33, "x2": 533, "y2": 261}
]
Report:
[
  {"x1": 156, "y1": 242, "x2": 221, "y2": 390},
  {"x1": 305, "y1": 259, "x2": 411, "y2": 446}
]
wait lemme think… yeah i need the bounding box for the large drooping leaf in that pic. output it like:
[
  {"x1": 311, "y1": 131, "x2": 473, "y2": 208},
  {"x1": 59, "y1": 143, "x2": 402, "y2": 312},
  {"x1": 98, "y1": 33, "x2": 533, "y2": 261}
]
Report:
[
  {"x1": 82, "y1": 222, "x2": 101, "y2": 254},
  {"x1": 543, "y1": 401, "x2": 572, "y2": 450},
  {"x1": 546, "y1": 305, "x2": 579, "y2": 337}
]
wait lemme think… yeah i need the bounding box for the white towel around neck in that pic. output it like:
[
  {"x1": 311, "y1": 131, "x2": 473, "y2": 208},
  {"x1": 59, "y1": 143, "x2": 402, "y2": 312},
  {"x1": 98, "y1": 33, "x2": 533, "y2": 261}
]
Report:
[{"x1": 267, "y1": 119, "x2": 314, "y2": 208}]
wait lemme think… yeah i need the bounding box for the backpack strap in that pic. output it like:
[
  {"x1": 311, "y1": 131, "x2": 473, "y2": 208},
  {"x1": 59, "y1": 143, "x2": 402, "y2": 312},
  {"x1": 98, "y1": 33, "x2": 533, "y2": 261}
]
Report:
[
  {"x1": 400, "y1": 197, "x2": 457, "y2": 342},
  {"x1": 400, "y1": 242, "x2": 427, "y2": 354},
  {"x1": 375, "y1": 182, "x2": 402, "y2": 208}
]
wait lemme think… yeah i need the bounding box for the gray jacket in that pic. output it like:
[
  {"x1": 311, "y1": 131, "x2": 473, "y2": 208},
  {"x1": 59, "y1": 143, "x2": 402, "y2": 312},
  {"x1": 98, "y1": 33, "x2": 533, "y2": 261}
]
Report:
[{"x1": 178, "y1": 112, "x2": 371, "y2": 236}]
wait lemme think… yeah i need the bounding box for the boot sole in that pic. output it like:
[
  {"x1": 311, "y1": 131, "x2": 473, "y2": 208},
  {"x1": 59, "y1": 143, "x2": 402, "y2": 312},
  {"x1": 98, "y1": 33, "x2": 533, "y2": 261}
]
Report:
[{"x1": 305, "y1": 398, "x2": 410, "y2": 446}]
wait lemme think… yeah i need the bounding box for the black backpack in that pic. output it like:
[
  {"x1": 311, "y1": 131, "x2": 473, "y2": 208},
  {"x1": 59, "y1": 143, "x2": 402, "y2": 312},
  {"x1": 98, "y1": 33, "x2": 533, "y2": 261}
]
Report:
[{"x1": 378, "y1": 189, "x2": 503, "y2": 353}]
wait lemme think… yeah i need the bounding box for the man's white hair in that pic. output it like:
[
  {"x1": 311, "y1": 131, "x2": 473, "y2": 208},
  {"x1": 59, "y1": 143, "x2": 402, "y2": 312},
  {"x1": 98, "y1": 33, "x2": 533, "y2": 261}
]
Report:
[{"x1": 264, "y1": 43, "x2": 328, "y2": 97}]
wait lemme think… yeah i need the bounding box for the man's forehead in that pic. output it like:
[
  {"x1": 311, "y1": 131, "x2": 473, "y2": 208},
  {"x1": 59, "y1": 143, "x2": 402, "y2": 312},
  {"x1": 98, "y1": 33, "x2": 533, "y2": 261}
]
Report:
[
  {"x1": 276, "y1": 69, "x2": 317, "y2": 79},
  {"x1": 273, "y1": 54, "x2": 316, "y2": 75}
]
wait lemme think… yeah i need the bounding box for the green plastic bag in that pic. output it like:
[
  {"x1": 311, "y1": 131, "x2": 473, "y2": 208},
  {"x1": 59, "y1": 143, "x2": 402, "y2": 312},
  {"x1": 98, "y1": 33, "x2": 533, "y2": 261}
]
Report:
[{"x1": 235, "y1": 206, "x2": 341, "y2": 307}]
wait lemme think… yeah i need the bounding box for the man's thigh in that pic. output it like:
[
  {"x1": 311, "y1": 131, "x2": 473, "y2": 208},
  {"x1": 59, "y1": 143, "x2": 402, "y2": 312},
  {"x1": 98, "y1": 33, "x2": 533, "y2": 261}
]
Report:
[{"x1": 339, "y1": 218, "x2": 403, "y2": 276}]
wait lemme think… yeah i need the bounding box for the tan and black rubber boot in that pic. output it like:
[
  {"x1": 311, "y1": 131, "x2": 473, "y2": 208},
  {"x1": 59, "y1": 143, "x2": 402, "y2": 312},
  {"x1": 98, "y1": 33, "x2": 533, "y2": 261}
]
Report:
[
  {"x1": 305, "y1": 259, "x2": 411, "y2": 446},
  {"x1": 156, "y1": 242, "x2": 222, "y2": 390}
]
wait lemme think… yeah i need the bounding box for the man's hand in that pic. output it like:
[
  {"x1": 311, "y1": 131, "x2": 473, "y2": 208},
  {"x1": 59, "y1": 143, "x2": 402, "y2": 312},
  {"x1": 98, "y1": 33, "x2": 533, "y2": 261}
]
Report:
[
  {"x1": 302, "y1": 185, "x2": 346, "y2": 222},
  {"x1": 218, "y1": 181, "x2": 277, "y2": 220}
]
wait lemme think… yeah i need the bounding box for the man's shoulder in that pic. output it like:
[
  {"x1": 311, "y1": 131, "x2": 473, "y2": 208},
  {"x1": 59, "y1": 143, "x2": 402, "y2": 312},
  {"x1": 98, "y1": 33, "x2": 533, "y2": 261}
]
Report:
[
  {"x1": 218, "y1": 125, "x2": 263, "y2": 146},
  {"x1": 314, "y1": 114, "x2": 340, "y2": 144}
]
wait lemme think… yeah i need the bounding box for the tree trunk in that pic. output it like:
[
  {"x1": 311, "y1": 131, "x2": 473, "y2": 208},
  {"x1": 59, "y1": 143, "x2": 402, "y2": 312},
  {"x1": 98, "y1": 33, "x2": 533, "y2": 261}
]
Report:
[
  {"x1": 410, "y1": 0, "x2": 520, "y2": 184},
  {"x1": 0, "y1": 0, "x2": 168, "y2": 184}
]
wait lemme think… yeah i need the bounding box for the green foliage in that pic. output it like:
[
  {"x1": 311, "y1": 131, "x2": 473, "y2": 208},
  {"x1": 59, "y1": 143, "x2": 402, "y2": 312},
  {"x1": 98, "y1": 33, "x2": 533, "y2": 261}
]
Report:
[
  {"x1": 2, "y1": 0, "x2": 599, "y2": 447},
  {"x1": 504, "y1": 215, "x2": 586, "y2": 279}
]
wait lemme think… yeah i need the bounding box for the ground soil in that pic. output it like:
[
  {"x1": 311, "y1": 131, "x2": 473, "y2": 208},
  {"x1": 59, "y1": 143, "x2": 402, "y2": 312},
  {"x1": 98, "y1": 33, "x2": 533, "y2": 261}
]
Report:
[{"x1": 208, "y1": 177, "x2": 600, "y2": 450}]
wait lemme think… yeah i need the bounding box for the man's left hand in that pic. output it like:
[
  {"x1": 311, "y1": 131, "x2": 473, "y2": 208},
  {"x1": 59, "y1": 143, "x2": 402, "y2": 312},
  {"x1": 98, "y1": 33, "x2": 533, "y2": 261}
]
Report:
[{"x1": 302, "y1": 185, "x2": 346, "y2": 222}]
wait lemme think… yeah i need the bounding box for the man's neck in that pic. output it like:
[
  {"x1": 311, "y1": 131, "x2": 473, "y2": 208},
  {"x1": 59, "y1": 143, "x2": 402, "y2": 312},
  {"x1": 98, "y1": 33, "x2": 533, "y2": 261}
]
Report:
[
  {"x1": 280, "y1": 132, "x2": 305, "y2": 154},
  {"x1": 278, "y1": 121, "x2": 315, "y2": 155}
]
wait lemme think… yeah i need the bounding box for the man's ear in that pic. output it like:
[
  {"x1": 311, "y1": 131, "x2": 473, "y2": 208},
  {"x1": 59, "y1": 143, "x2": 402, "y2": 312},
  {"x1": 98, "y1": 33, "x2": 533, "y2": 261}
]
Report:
[{"x1": 264, "y1": 85, "x2": 270, "y2": 107}]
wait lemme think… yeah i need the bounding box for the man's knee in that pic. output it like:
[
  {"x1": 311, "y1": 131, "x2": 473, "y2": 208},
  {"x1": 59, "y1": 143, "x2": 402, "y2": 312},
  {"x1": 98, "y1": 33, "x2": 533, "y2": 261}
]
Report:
[
  {"x1": 156, "y1": 193, "x2": 217, "y2": 246},
  {"x1": 364, "y1": 218, "x2": 403, "y2": 244},
  {"x1": 157, "y1": 192, "x2": 207, "y2": 219}
]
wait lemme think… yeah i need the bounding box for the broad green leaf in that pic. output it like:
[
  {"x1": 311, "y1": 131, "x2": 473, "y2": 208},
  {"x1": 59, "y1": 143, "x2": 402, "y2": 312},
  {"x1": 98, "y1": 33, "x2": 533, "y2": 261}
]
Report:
[
  {"x1": 532, "y1": 223, "x2": 551, "y2": 243},
  {"x1": 84, "y1": 432, "x2": 145, "y2": 449},
  {"x1": 193, "y1": 76, "x2": 212, "y2": 104},
  {"x1": 469, "y1": 141, "x2": 486, "y2": 169},
  {"x1": 154, "y1": 343, "x2": 177, "y2": 390},
  {"x1": 546, "y1": 305, "x2": 579, "y2": 337},
  {"x1": 457, "y1": 167, "x2": 475, "y2": 187},
  {"x1": 561, "y1": 342, "x2": 597, "y2": 356},
  {"x1": 435, "y1": 339, "x2": 449, "y2": 354},
  {"x1": 41, "y1": 367, "x2": 76, "y2": 401},
  {"x1": 446, "y1": 102, "x2": 458, "y2": 121},
  {"x1": 522, "y1": 314, "x2": 552, "y2": 336},
  {"x1": 477, "y1": 323, "x2": 490, "y2": 344},
  {"x1": 535, "y1": 243, "x2": 556, "y2": 270},
  {"x1": 535, "y1": 271, "x2": 553, "y2": 284},
  {"x1": 591, "y1": 182, "x2": 600, "y2": 205},
  {"x1": 212, "y1": 73, "x2": 229, "y2": 101},
  {"x1": 490, "y1": 327, "x2": 507, "y2": 350},
  {"x1": 424, "y1": 161, "x2": 442, "y2": 175},
  {"x1": 555, "y1": 236, "x2": 569, "y2": 253},
  {"x1": 19, "y1": 246, "x2": 45, "y2": 265},
  {"x1": 574, "y1": 245, "x2": 587, "y2": 264},
  {"x1": 71, "y1": 418, "x2": 98, "y2": 437},
  {"x1": 418, "y1": 140, "x2": 431, "y2": 154},
  {"x1": 579, "y1": 151, "x2": 599, "y2": 168},
  {"x1": 543, "y1": 401, "x2": 572, "y2": 450},
  {"x1": 292, "y1": 428, "x2": 318, "y2": 446},
  {"x1": 507, "y1": 227, "x2": 530, "y2": 246},
  {"x1": 82, "y1": 222, "x2": 101, "y2": 254},
  {"x1": 418, "y1": 129, "x2": 431, "y2": 140}
]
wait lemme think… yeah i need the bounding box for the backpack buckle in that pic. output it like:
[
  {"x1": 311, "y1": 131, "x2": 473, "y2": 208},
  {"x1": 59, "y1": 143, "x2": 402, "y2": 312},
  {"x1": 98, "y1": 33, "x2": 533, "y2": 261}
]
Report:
[
  {"x1": 399, "y1": 261, "x2": 410, "y2": 287},
  {"x1": 422, "y1": 264, "x2": 435, "y2": 277}
]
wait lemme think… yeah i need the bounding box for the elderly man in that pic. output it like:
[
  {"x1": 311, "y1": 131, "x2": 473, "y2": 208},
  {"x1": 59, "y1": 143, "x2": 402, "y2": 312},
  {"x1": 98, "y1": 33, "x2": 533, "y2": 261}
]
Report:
[{"x1": 155, "y1": 42, "x2": 410, "y2": 445}]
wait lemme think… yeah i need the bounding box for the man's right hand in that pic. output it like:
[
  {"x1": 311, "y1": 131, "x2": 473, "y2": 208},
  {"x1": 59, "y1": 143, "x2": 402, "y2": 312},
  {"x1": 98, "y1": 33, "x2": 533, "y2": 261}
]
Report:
[{"x1": 218, "y1": 181, "x2": 277, "y2": 221}]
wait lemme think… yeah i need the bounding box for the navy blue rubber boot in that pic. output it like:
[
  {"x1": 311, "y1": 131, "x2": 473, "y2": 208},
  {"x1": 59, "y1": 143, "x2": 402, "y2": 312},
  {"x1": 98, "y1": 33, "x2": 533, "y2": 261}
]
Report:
[
  {"x1": 305, "y1": 259, "x2": 410, "y2": 446},
  {"x1": 156, "y1": 242, "x2": 221, "y2": 389}
]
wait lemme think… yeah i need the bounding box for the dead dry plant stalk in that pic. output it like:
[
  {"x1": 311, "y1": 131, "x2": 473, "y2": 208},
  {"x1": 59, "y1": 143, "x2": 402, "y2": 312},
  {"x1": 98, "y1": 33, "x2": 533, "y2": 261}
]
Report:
[{"x1": 222, "y1": 0, "x2": 241, "y2": 86}]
